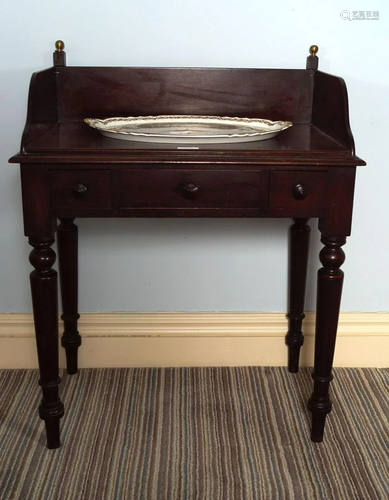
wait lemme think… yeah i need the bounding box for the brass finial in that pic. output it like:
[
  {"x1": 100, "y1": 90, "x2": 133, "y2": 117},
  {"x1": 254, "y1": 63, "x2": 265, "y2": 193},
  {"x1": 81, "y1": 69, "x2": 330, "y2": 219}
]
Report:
[
  {"x1": 55, "y1": 40, "x2": 65, "y2": 52},
  {"x1": 309, "y1": 45, "x2": 319, "y2": 57}
]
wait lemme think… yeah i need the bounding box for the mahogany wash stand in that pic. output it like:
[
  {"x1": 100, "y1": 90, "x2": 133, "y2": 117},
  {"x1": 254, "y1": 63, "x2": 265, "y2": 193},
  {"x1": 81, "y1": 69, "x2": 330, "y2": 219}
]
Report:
[{"x1": 10, "y1": 42, "x2": 365, "y2": 448}]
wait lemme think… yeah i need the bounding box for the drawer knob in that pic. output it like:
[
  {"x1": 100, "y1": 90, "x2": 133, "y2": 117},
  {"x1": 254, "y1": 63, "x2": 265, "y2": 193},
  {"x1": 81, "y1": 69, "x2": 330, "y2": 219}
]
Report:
[
  {"x1": 293, "y1": 184, "x2": 307, "y2": 200},
  {"x1": 72, "y1": 183, "x2": 88, "y2": 198},
  {"x1": 183, "y1": 182, "x2": 199, "y2": 199}
]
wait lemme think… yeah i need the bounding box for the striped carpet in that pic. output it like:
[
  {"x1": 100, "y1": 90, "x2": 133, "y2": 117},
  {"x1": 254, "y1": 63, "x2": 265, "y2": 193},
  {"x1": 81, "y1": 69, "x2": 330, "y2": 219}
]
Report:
[{"x1": 0, "y1": 367, "x2": 388, "y2": 500}]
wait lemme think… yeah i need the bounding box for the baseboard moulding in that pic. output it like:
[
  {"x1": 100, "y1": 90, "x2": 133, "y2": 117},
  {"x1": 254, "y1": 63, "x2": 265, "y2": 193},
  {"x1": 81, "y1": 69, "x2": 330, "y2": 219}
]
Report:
[{"x1": 0, "y1": 312, "x2": 388, "y2": 369}]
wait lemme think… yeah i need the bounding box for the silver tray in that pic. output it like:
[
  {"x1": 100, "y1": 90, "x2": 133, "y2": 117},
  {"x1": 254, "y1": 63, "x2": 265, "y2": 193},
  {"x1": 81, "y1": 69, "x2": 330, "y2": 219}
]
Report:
[{"x1": 84, "y1": 115, "x2": 292, "y2": 144}]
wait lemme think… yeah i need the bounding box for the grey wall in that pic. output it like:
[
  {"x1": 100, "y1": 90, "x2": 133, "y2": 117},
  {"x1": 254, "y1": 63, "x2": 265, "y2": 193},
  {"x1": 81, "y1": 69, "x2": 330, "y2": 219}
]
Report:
[{"x1": 1, "y1": 0, "x2": 388, "y2": 312}]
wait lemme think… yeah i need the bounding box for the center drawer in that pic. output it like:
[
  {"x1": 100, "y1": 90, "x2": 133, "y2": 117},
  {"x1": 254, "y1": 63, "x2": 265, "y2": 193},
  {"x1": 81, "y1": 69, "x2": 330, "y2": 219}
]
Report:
[{"x1": 120, "y1": 170, "x2": 265, "y2": 209}]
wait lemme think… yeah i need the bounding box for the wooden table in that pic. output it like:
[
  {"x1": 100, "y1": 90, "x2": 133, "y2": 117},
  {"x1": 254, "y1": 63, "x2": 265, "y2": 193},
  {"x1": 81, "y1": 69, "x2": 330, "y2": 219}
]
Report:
[{"x1": 10, "y1": 42, "x2": 365, "y2": 448}]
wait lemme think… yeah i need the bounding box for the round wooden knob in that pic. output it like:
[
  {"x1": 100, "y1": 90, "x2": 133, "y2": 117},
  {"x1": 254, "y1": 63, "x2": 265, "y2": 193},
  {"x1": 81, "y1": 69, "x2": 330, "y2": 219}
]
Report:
[
  {"x1": 72, "y1": 183, "x2": 88, "y2": 198},
  {"x1": 183, "y1": 182, "x2": 199, "y2": 199},
  {"x1": 293, "y1": 184, "x2": 308, "y2": 200}
]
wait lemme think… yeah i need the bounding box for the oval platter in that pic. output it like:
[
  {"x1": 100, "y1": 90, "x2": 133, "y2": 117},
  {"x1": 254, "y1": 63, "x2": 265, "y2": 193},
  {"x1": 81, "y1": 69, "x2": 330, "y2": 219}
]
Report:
[{"x1": 84, "y1": 115, "x2": 293, "y2": 144}]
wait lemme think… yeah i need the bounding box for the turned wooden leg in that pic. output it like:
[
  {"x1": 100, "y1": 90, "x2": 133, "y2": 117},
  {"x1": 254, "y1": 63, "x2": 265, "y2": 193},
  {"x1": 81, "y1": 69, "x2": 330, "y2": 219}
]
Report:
[
  {"x1": 57, "y1": 218, "x2": 81, "y2": 375},
  {"x1": 29, "y1": 237, "x2": 64, "y2": 449},
  {"x1": 286, "y1": 218, "x2": 311, "y2": 372},
  {"x1": 308, "y1": 236, "x2": 346, "y2": 442}
]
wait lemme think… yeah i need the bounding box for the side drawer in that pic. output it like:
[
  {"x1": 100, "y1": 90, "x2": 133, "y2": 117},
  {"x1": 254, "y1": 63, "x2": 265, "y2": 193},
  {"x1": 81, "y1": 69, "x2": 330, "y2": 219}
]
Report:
[
  {"x1": 50, "y1": 170, "x2": 112, "y2": 209},
  {"x1": 120, "y1": 170, "x2": 265, "y2": 209},
  {"x1": 269, "y1": 171, "x2": 328, "y2": 210}
]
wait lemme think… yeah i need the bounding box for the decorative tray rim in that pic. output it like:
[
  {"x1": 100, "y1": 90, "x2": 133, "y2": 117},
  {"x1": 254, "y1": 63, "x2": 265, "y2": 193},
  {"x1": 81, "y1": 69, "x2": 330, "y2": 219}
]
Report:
[{"x1": 84, "y1": 115, "x2": 293, "y2": 140}]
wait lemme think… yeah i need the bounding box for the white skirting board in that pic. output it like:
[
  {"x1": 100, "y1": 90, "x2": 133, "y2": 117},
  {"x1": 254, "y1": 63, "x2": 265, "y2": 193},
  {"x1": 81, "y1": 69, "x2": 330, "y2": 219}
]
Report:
[{"x1": 0, "y1": 312, "x2": 388, "y2": 368}]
